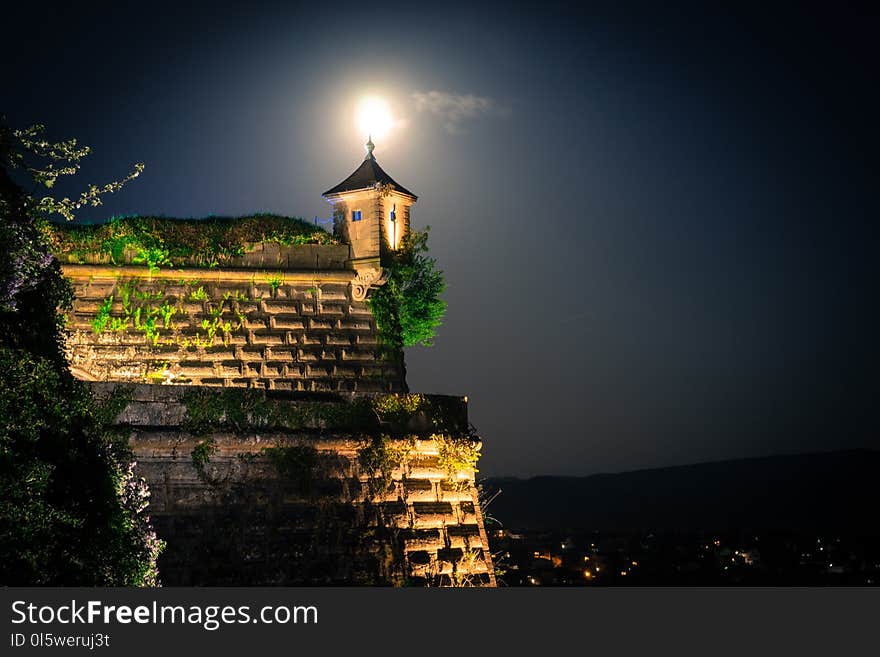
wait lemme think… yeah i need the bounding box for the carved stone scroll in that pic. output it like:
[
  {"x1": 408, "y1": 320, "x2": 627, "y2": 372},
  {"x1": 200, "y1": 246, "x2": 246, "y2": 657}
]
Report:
[{"x1": 350, "y1": 267, "x2": 388, "y2": 301}]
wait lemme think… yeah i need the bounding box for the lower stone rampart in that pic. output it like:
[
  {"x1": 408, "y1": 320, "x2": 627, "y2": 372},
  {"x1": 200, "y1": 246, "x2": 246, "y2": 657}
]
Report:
[{"x1": 100, "y1": 383, "x2": 495, "y2": 586}]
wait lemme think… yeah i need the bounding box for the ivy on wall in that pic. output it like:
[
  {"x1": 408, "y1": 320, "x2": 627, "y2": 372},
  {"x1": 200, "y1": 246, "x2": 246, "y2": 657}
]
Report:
[
  {"x1": 43, "y1": 214, "x2": 337, "y2": 269},
  {"x1": 180, "y1": 389, "x2": 468, "y2": 437},
  {"x1": 357, "y1": 435, "x2": 415, "y2": 497},
  {"x1": 180, "y1": 388, "x2": 480, "y2": 500}
]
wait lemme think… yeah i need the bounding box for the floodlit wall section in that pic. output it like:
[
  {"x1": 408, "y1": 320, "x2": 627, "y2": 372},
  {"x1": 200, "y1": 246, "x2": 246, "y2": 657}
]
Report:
[{"x1": 62, "y1": 262, "x2": 405, "y2": 392}]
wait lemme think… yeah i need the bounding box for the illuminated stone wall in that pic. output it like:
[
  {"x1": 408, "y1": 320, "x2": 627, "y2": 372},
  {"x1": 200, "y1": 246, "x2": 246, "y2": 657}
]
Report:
[
  {"x1": 99, "y1": 383, "x2": 496, "y2": 586},
  {"x1": 61, "y1": 250, "x2": 405, "y2": 392},
  {"x1": 57, "y1": 240, "x2": 495, "y2": 585}
]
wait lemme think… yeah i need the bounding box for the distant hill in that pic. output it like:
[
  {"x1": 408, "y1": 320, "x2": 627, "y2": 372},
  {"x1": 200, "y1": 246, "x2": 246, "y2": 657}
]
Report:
[{"x1": 483, "y1": 449, "x2": 880, "y2": 533}]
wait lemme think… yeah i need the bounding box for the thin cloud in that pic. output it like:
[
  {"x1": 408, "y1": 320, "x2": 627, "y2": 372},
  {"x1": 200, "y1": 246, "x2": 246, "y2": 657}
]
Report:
[{"x1": 411, "y1": 90, "x2": 508, "y2": 134}]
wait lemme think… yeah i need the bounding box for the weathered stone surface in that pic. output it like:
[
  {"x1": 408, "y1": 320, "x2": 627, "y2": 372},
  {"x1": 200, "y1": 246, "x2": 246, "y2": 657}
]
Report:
[
  {"x1": 61, "y1": 265, "x2": 405, "y2": 391},
  {"x1": 99, "y1": 384, "x2": 494, "y2": 586},
  {"x1": 57, "y1": 247, "x2": 492, "y2": 586}
]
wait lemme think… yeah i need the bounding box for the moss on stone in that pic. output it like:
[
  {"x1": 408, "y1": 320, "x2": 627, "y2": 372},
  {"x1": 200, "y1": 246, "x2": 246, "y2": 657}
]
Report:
[
  {"x1": 190, "y1": 438, "x2": 217, "y2": 477},
  {"x1": 43, "y1": 214, "x2": 337, "y2": 269},
  {"x1": 180, "y1": 388, "x2": 465, "y2": 437}
]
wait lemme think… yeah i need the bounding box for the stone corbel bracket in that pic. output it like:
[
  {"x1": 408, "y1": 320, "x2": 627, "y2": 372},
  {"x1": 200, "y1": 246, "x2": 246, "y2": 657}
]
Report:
[{"x1": 350, "y1": 267, "x2": 389, "y2": 301}]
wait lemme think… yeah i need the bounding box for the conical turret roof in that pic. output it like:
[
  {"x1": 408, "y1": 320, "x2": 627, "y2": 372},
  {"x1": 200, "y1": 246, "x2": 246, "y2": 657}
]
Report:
[{"x1": 322, "y1": 147, "x2": 417, "y2": 200}]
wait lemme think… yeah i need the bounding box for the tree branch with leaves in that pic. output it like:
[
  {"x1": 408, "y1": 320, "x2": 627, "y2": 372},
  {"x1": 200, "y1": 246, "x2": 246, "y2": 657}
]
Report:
[{"x1": 370, "y1": 227, "x2": 447, "y2": 357}]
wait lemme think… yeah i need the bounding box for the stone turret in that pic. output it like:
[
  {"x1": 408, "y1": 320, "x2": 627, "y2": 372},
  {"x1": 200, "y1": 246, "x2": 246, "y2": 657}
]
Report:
[{"x1": 323, "y1": 138, "x2": 417, "y2": 270}]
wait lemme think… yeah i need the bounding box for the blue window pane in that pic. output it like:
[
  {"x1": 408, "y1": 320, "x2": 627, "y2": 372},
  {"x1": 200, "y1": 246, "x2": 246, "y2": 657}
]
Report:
[{"x1": 352, "y1": 210, "x2": 361, "y2": 222}]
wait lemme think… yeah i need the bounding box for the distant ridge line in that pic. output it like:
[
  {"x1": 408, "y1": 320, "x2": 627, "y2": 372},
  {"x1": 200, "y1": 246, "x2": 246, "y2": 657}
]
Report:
[{"x1": 484, "y1": 449, "x2": 880, "y2": 533}]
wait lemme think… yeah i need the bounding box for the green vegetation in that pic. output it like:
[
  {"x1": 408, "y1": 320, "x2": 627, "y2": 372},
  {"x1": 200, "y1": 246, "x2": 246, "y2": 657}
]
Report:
[
  {"x1": 181, "y1": 387, "x2": 375, "y2": 435},
  {"x1": 0, "y1": 356, "x2": 164, "y2": 586},
  {"x1": 143, "y1": 361, "x2": 170, "y2": 382},
  {"x1": 92, "y1": 296, "x2": 114, "y2": 333},
  {"x1": 1, "y1": 120, "x2": 161, "y2": 585},
  {"x1": 371, "y1": 392, "x2": 428, "y2": 424},
  {"x1": 180, "y1": 388, "x2": 465, "y2": 437},
  {"x1": 434, "y1": 435, "x2": 481, "y2": 484},
  {"x1": 188, "y1": 286, "x2": 208, "y2": 301},
  {"x1": 190, "y1": 438, "x2": 217, "y2": 478},
  {"x1": 357, "y1": 435, "x2": 414, "y2": 496},
  {"x1": 42, "y1": 214, "x2": 337, "y2": 269},
  {"x1": 158, "y1": 301, "x2": 176, "y2": 328},
  {"x1": 265, "y1": 272, "x2": 284, "y2": 294},
  {"x1": 182, "y1": 388, "x2": 270, "y2": 436},
  {"x1": 370, "y1": 228, "x2": 446, "y2": 354},
  {"x1": 90, "y1": 277, "x2": 246, "y2": 349},
  {"x1": 263, "y1": 442, "x2": 347, "y2": 497}
]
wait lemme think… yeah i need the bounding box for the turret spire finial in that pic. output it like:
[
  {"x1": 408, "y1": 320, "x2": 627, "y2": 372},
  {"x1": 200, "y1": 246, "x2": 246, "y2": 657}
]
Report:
[{"x1": 365, "y1": 135, "x2": 375, "y2": 159}]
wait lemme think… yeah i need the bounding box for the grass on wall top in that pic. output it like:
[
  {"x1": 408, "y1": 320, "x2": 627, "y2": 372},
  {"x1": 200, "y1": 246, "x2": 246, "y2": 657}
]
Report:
[{"x1": 42, "y1": 214, "x2": 338, "y2": 269}]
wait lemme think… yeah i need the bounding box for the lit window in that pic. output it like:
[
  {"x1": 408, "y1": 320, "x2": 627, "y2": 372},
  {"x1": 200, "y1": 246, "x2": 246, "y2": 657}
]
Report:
[{"x1": 351, "y1": 210, "x2": 362, "y2": 222}]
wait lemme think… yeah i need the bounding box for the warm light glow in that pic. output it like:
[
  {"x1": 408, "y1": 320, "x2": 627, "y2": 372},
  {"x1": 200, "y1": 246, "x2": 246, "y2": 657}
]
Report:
[{"x1": 357, "y1": 96, "x2": 393, "y2": 139}]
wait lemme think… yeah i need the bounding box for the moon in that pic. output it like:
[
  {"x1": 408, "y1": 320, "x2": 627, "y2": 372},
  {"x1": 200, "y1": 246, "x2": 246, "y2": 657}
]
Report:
[{"x1": 357, "y1": 96, "x2": 393, "y2": 140}]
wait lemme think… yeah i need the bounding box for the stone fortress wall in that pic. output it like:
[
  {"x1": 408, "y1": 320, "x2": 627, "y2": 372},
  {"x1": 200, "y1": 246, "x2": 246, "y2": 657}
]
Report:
[
  {"x1": 60, "y1": 244, "x2": 405, "y2": 392},
  {"x1": 53, "y1": 147, "x2": 494, "y2": 585},
  {"x1": 100, "y1": 383, "x2": 495, "y2": 586},
  {"x1": 57, "y1": 237, "x2": 495, "y2": 586}
]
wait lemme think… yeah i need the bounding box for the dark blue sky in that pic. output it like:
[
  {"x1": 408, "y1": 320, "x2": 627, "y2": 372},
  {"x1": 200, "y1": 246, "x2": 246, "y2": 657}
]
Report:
[{"x1": 3, "y1": 2, "x2": 877, "y2": 476}]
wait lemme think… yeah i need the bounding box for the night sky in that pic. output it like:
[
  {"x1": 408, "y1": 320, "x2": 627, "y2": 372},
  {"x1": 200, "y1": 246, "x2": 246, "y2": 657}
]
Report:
[{"x1": 2, "y1": 2, "x2": 876, "y2": 477}]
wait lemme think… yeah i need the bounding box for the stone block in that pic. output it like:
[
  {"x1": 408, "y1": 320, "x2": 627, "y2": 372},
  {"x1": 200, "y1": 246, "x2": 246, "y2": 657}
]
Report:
[
  {"x1": 296, "y1": 349, "x2": 319, "y2": 362},
  {"x1": 249, "y1": 331, "x2": 284, "y2": 346},
  {"x1": 265, "y1": 348, "x2": 294, "y2": 361},
  {"x1": 262, "y1": 300, "x2": 298, "y2": 314},
  {"x1": 218, "y1": 361, "x2": 241, "y2": 377},
  {"x1": 243, "y1": 316, "x2": 268, "y2": 330},
  {"x1": 270, "y1": 316, "x2": 304, "y2": 330},
  {"x1": 305, "y1": 365, "x2": 331, "y2": 378},
  {"x1": 237, "y1": 347, "x2": 265, "y2": 362},
  {"x1": 178, "y1": 361, "x2": 216, "y2": 378},
  {"x1": 338, "y1": 319, "x2": 371, "y2": 331},
  {"x1": 347, "y1": 304, "x2": 372, "y2": 317},
  {"x1": 341, "y1": 349, "x2": 375, "y2": 362},
  {"x1": 318, "y1": 303, "x2": 345, "y2": 316}
]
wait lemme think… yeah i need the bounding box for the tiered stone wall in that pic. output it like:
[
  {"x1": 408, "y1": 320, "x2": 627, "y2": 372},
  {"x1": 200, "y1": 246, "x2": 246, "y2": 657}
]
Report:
[
  {"x1": 57, "y1": 238, "x2": 495, "y2": 586},
  {"x1": 62, "y1": 257, "x2": 404, "y2": 391},
  {"x1": 101, "y1": 383, "x2": 495, "y2": 586}
]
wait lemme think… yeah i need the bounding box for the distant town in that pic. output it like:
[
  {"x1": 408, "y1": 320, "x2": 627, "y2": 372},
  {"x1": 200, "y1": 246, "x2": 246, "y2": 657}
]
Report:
[{"x1": 490, "y1": 529, "x2": 880, "y2": 586}]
